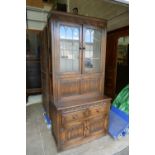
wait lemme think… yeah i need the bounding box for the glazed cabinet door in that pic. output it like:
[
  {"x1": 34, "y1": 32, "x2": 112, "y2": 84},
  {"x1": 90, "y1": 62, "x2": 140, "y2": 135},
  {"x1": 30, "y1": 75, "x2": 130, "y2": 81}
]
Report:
[
  {"x1": 54, "y1": 23, "x2": 104, "y2": 75},
  {"x1": 53, "y1": 22, "x2": 105, "y2": 101},
  {"x1": 83, "y1": 26, "x2": 103, "y2": 73},
  {"x1": 56, "y1": 22, "x2": 82, "y2": 74}
]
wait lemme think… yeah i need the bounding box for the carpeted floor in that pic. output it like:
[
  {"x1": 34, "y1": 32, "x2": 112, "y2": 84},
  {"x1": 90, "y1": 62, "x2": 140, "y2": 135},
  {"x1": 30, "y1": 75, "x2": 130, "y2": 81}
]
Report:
[{"x1": 26, "y1": 102, "x2": 129, "y2": 155}]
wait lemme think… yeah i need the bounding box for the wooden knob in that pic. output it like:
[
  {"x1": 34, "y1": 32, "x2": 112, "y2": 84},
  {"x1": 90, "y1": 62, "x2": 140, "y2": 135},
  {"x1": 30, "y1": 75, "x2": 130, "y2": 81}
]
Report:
[
  {"x1": 96, "y1": 109, "x2": 99, "y2": 113},
  {"x1": 72, "y1": 115, "x2": 78, "y2": 120}
]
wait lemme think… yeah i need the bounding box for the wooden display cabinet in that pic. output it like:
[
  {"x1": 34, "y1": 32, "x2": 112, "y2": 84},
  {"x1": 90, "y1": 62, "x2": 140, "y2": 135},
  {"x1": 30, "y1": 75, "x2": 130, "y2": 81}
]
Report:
[
  {"x1": 41, "y1": 11, "x2": 111, "y2": 151},
  {"x1": 26, "y1": 29, "x2": 42, "y2": 100}
]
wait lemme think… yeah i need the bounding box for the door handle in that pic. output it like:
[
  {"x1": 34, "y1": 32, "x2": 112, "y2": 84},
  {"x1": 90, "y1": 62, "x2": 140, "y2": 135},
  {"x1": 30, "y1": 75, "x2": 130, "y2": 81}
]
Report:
[
  {"x1": 79, "y1": 42, "x2": 83, "y2": 50},
  {"x1": 79, "y1": 42, "x2": 85, "y2": 50},
  {"x1": 79, "y1": 47, "x2": 85, "y2": 50}
]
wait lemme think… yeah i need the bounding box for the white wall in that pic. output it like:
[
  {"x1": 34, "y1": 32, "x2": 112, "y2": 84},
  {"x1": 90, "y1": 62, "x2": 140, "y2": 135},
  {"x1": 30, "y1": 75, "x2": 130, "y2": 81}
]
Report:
[
  {"x1": 26, "y1": 0, "x2": 129, "y2": 31},
  {"x1": 26, "y1": 4, "x2": 52, "y2": 30}
]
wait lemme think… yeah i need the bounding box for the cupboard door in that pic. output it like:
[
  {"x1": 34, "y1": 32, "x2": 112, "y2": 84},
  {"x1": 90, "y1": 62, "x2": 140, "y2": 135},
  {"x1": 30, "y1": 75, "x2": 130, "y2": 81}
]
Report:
[
  {"x1": 59, "y1": 23, "x2": 82, "y2": 74},
  {"x1": 83, "y1": 27, "x2": 102, "y2": 73},
  {"x1": 88, "y1": 115, "x2": 107, "y2": 136},
  {"x1": 61, "y1": 121, "x2": 84, "y2": 145}
]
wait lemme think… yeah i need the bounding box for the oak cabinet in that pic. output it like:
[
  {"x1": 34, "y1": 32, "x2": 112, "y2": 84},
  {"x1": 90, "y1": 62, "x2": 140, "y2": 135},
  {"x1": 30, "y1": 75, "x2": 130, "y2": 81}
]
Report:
[
  {"x1": 42, "y1": 11, "x2": 111, "y2": 151},
  {"x1": 50, "y1": 99, "x2": 111, "y2": 151},
  {"x1": 26, "y1": 29, "x2": 42, "y2": 100}
]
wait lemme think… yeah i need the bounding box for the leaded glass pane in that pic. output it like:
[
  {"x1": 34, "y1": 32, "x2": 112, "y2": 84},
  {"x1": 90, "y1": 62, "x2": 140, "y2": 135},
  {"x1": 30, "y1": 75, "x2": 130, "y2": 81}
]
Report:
[
  {"x1": 59, "y1": 25, "x2": 80, "y2": 72},
  {"x1": 84, "y1": 28, "x2": 102, "y2": 72}
]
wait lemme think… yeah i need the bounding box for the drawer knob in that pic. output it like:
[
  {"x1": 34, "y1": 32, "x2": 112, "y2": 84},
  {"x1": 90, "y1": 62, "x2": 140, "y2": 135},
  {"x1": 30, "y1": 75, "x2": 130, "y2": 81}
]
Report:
[
  {"x1": 96, "y1": 109, "x2": 99, "y2": 113},
  {"x1": 72, "y1": 114, "x2": 78, "y2": 120}
]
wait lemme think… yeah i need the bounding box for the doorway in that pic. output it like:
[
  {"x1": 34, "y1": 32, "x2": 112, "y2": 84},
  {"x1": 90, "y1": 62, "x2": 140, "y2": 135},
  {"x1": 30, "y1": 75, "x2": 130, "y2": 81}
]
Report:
[
  {"x1": 105, "y1": 26, "x2": 129, "y2": 99},
  {"x1": 115, "y1": 36, "x2": 129, "y2": 94}
]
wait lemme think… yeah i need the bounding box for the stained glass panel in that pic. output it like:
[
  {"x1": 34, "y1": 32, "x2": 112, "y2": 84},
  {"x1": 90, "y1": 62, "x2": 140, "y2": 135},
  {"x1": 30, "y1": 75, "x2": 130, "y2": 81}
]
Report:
[
  {"x1": 59, "y1": 25, "x2": 80, "y2": 72},
  {"x1": 84, "y1": 28, "x2": 102, "y2": 72}
]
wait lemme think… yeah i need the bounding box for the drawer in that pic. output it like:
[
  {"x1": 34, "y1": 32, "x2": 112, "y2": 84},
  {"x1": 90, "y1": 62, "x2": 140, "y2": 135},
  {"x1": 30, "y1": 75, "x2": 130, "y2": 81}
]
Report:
[
  {"x1": 87, "y1": 102, "x2": 110, "y2": 116},
  {"x1": 62, "y1": 110, "x2": 84, "y2": 124},
  {"x1": 61, "y1": 102, "x2": 110, "y2": 124}
]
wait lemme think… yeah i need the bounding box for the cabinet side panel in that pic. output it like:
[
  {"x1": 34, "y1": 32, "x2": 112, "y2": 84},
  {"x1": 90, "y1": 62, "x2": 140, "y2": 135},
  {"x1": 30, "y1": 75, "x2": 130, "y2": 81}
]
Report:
[{"x1": 40, "y1": 27, "x2": 50, "y2": 115}]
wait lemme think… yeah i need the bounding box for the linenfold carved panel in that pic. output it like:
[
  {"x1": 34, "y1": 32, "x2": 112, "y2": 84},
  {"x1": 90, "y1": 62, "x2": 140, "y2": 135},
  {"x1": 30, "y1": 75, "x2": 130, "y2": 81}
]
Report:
[
  {"x1": 89, "y1": 116, "x2": 105, "y2": 134},
  {"x1": 60, "y1": 114, "x2": 109, "y2": 145},
  {"x1": 81, "y1": 77, "x2": 101, "y2": 94},
  {"x1": 65, "y1": 122, "x2": 84, "y2": 142},
  {"x1": 59, "y1": 79, "x2": 80, "y2": 97}
]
